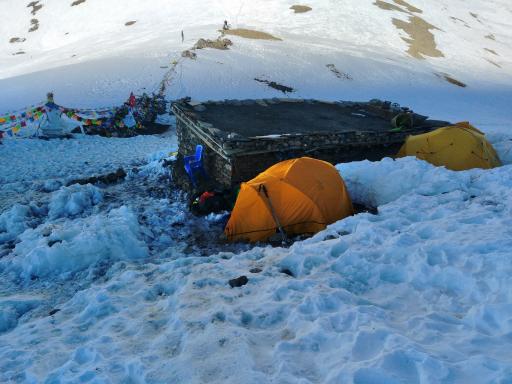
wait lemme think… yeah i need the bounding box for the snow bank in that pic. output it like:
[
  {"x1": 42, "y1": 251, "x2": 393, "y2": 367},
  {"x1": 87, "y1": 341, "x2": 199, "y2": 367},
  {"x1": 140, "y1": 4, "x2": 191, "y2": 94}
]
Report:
[
  {"x1": 337, "y1": 157, "x2": 471, "y2": 206},
  {"x1": 48, "y1": 183, "x2": 102, "y2": 219},
  {"x1": 0, "y1": 297, "x2": 42, "y2": 334},
  {"x1": 4, "y1": 206, "x2": 148, "y2": 281},
  {"x1": 489, "y1": 134, "x2": 512, "y2": 165},
  {"x1": 0, "y1": 204, "x2": 33, "y2": 243},
  {"x1": 129, "y1": 151, "x2": 174, "y2": 181}
]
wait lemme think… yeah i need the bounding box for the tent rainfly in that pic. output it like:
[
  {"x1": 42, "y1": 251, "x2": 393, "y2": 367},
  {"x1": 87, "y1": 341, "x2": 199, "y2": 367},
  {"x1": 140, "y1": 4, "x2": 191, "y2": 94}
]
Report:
[
  {"x1": 225, "y1": 157, "x2": 353, "y2": 242},
  {"x1": 397, "y1": 122, "x2": 501, "y2": 171}
]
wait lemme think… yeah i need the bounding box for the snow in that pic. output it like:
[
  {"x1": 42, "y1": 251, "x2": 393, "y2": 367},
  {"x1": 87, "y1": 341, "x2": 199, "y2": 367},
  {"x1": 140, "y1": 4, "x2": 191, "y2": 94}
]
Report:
[
  {"x1": 0, "y1": 296, "x2": 42, "y2": 334},
  {"x1": 0, "y1": 152, "x2": 511, "y2": 382},
  {"x1": 0, "y1": 205, "x2": 34, "y2": 243},
  {"x1": 0, "y1": 132, "x2": 177, "y2": 211},
  {"x1": 0, "y1": 0, "x2": 511, "y2": 382},
  {"x1": 336, "y1": 157, "x2": 472, "y2": 207},
  {"x1": 4, "y1": 205, "x2": 148, "y2": 281},
  {"x1": 48, "y1": 183, "x2": 103, "y2": 219}
]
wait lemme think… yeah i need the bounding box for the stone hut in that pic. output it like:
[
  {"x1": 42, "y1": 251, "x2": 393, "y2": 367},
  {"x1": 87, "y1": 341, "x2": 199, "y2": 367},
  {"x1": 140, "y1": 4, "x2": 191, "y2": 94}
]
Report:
[{"x1": 172, "y1": 98, "x2": 449, "y2": 190}]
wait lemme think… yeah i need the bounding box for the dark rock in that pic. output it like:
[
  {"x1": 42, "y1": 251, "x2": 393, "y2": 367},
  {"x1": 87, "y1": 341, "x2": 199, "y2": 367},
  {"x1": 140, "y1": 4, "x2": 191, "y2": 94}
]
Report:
[
  {"x1": 67, "y1": 168, "x2": 126, "y2": 186},
  {"x1": 254, "y1": 78, "x2": 294, "y2": 94},
  {"x1": 47, "y1": 239, "x2": 62, "y2": 247},
  {"x1": 194, "y1": 37, "x2": 233, "y2": 50},
  {"x1": 27, "y1": 1, "x2": 43, "y2": 15},
  {"x1": 9, "y1": 37, "x2": 26, "y2": 43},
  {"x1": 181, "y1": 50, "x2": 197, "y2": 60},
  {"x1": 48, "y1": 308, "x2": 60, "y2": 316},
  {"x1": 228, "y1": 275, "x2": 248, "y2": 288},
  {"x1": 353, "y1": 203, "x2": 378, "y2": 215},
  {"x1": 249, "y1": 268, "x2": 262, "y2": 273},
  {"x1": 280, "y1": 268, "x2": 294, "y2": 277},
  {"x1": 28, "y1": 19, "x2": 39, "y2": 32}
]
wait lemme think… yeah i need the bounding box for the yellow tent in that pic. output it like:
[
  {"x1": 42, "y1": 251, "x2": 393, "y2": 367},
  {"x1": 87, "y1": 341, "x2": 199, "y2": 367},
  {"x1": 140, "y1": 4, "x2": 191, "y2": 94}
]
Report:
[
  {"x1": 397, "y1": 122, "x2": 501, "y2": 171},
  {"x1": 225, "y1": 157, "x2": 353, "y2": 243}
]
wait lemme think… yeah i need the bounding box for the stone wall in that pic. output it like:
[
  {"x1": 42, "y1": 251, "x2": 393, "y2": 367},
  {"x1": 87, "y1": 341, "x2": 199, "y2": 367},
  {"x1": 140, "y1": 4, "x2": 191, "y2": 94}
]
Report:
[
  {"x1": 173, "y1": 98, "x2": 446, "y2": 190},
  {"x1": 230, "y1": 142, "x2": 403, "y2": 185}
]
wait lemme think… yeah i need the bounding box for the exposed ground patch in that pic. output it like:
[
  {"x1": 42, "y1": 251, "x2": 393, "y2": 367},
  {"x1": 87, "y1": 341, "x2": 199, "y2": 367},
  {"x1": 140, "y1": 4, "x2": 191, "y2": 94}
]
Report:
[
  {"x1": 290, "y1": 5, "x2": 312, "y2": 13},
  {"x1": 326, "y1": 64, "x2": 353, "y2": 80},
  {"x1": 222, "y1": 28, "x2": 281, "y2": 41},
  {"x1": 393, "y1": 0, "x2": 422, "y2": 13},
  {"x1": 485, "y1": 33, "x2": 496, "y2": 40},
  {"x1": 181, "y1": 50, "x2": 197, "y2": 59},
  {"x1": 125, "y1": 21, "x2": 137, "y2": 26},
  {"x1": 469, "y1": 12, "x2": 482, "y2": 23},
  {"x1": 436, "y1": 73, "x2": 466, "y2": 87},
  {"x1": 9, "y1": 37, "x2": 26, "y2": 43},
  {"x1": 71, "y1": 0, "x2": 87, "y2": 6},
  {"x1": 27, "y1": 1, "x2": 43, "y2": 15},
  {"x1": 374, "y1": 0, "x2": 443, "y2": 60},
  {"x1": 29, "y1": 19, "x2": 39, "y2": 33},
  {"x1": 484, "y1": 48, "x2": 498, "y2": 55},
  {"x1": 373, "y1": 0, "x2": 444, "y2": 60},
  {"x1": 485, "y1": 59, "x2": 501, "y2": 68},
  {"x1": 13, "y1": 51, "x2": 26, "y2": 56},
  {"x1": 374, "y1": 0, "x2": 406, "y2": 13},
  {"x1": 194, "y1": 37, "x2": 233, "y2": 50},
  {"x1": 450, "y1": 16, "x2": 470, "y2": 28},
  {"x1": 254, "y1": 78, "x2": 294, "y2": 94},
  {"x1": 392, "y1": 16, "x2": 443, "y2": 59}
]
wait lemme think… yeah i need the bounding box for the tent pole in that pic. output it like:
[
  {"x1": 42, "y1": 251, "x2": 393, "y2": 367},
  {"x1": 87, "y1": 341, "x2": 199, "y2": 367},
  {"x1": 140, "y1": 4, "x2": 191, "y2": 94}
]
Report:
[{"x1": 259, "y1": 184, "x2": 288, "y2": 244}]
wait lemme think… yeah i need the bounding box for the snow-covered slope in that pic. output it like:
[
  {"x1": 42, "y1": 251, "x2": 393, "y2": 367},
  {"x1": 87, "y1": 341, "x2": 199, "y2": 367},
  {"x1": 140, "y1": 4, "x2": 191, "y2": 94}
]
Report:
[{"x1": 1, "y1": 0, "x2": 511, "y2": 131}]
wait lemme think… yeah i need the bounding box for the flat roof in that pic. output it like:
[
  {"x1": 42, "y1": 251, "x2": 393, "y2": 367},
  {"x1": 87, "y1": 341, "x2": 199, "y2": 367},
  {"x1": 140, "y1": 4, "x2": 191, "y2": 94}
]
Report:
[{"x1": 188, "y1": 101, "x2": 393, "y2": 138}]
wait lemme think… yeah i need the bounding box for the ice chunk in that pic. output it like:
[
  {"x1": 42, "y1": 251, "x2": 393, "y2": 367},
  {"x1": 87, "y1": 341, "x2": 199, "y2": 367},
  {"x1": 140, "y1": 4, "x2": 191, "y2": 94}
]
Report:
[
  {"x1": 6, "y1": 206, "x2": 147, "y2": 280},
  {"x1": 0, "y1": 204, "x2": 32, "y2": 243},
  {"x1": 0, "y1": 297, "x2": 42, "y2": 333},
  {"x1": 337, "y1": 157, "x2": 470, "y2": 206},
  {"x1": 48, "y1": 184, "x2": 103, "y2": 219}
]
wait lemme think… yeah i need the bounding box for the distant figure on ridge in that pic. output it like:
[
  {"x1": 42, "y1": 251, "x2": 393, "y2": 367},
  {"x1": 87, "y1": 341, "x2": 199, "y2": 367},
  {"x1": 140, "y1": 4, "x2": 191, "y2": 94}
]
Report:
[
  {"x1": 181, "y1": 30, "x2": 184, "y2": 43},
  {"x1": 223, "y1": 20, "x2": 230, "y2": 31}
]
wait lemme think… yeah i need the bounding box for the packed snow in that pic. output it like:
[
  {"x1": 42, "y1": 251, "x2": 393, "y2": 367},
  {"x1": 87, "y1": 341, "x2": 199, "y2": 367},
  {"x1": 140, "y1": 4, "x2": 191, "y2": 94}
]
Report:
[
  {"x1": 1, "y1": 0, "x2": 512, "y2": 382},
  {"x1": 0, "y1": 132, "x2": 177, "y2": 211}
]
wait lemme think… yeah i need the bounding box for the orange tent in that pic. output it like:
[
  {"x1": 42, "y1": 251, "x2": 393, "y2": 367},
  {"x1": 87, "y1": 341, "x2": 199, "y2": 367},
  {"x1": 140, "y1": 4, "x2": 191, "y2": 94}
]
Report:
[{"x1": 225, "y1": 157, "x2": 353, "y2": 242}]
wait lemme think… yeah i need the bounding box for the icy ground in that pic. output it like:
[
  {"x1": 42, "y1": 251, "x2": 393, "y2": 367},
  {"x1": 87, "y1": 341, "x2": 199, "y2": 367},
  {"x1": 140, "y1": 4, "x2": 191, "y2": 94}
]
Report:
[
  {"x1": 0, "y1": 129, "x2": 512, "y2": 382},
  {"x1": 0, "y1": 131, "x2": 176, "y2": 211}
]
